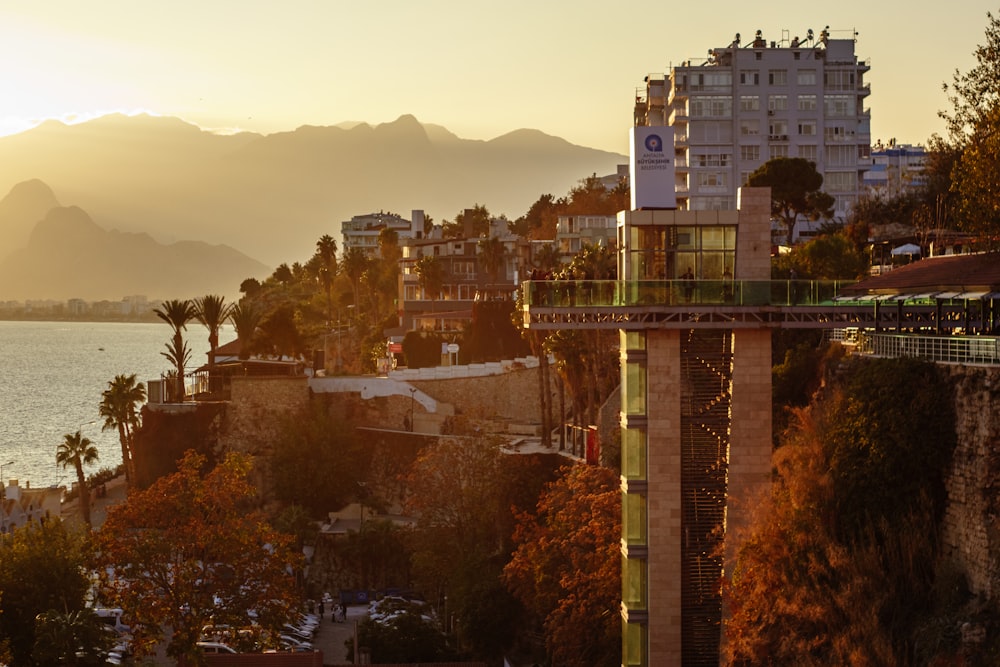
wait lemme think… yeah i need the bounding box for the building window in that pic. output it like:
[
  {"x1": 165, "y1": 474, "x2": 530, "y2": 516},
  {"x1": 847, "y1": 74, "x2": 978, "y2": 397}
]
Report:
[
  {"x1": 824, "y1": 69, "x2": 855, "y2": 91},
  {"x1": 797, "y1": 94, "x2": 817, "y2": 111},
  {"x1": 690, "y1": 96, "x2": 732, "y2": 117},
  {"x1": 768, "y1": 69, "x2": 787, "y2": 85},
  {"x1": 697, "y1": 172, "x2": 728, "y2": 192},
  {"x1": 739, "y1": 95, "x2": 759, "y2": 112},
  {"x1": 825, "y1": 171, "x2": 857, "y2": 192},
  {"x1": 691, "y1": 151, "x2": 731, "y2": 167},
  {"x1": 740, "y1": 145, "x2": 760, "y2": 161},
  {"x1": 826, "y1": 144, "x2": 855, "y2": 166},
  {"x1": 824, "y1": 125, "x2": 849, "y2": 142},
  {"x1": 740, "y1": 119, "x2": 760, "y2": 136},
  {"x1": 769, "y1": 144, "x2": 789, "y2": 159},
  {"x1": 798, "y1": 144, "x2": 818, "y2": 160},
  {"x1": 624, "y1": 360, "x2": 647, "y2": 416},
  {"x1": 739, "y1": 70, "x2": 759, "y2": 85},
  {"x1": 768, "y1": 95, "x2": 788, "y2": 111},
  {"x1": 797, "y1": 121, "x2": 816, "y2": 136},
  {"x1": 825, "y1": 95, "x2": 856, "y2": 117},
  {"x1": 768, "y1": 120, "x2": 788, "y2": 137},
  {"x1": 797, "y1": 69, "x2": 817, "y2": 85}
]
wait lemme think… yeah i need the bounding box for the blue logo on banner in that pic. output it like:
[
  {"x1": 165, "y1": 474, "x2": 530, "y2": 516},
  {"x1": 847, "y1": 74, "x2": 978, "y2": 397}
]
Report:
[{"x1": 644, "y1": 134, "x2": 663, "y2": 152}]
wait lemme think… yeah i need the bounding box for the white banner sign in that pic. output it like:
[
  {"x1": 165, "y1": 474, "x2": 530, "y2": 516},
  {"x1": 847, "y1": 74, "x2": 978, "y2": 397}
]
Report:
[{"x1": 630, "y1": 126, "x2": 676, "y2": 210}]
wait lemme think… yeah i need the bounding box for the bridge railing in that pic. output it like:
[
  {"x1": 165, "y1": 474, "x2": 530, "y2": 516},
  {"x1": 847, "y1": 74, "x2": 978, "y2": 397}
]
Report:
[
  {"x1": 523, "y1": 279, "x2": 858, "y2": 308},
  {"x1": 852, "y1": 331, "x2": 1000, "y2": 365}
]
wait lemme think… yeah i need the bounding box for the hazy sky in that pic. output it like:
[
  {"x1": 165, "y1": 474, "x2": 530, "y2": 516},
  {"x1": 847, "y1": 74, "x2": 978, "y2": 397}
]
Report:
[{"x1": 0, "y1": 1, "x2": 994, "y2": 154}]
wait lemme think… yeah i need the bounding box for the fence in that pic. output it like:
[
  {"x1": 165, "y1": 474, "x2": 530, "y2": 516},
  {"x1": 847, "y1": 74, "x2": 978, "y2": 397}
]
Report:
[{"x1": 832, "y1": 330, "x2": 1000, "y2": 365}]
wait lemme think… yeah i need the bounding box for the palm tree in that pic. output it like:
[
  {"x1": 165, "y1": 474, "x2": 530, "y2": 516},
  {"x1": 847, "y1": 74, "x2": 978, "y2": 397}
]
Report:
[
  {"x1": 56, "y1": 431, "x2": 99, "y2": 528},
  {"x1": 415, "y1": 255, "x2": 446, "y2": 312},
  {"x1": 228, "y1": 300, "x2": 263, "y2": 361},
  {"x1": 161, "y1": 338, "x2": 192, "y2": 402},
  {"x1": 341, "y1": 246, "x2": 370, "y2": 311},
  {"x1": 477, "y1": 236, "x2": 507, "y2": 286},
  {"x1": 154, "y1": 299, "x2": 197, "y2": 401},
  {"x1": 99, "y1": 373, "x2": 146, "y2": 486},
  {"x1": 194, "y1": 294, "x2": 232, "y2": 367},
  {"x1": 316, "y1": 235, "x2": 339, "y2": 327}
]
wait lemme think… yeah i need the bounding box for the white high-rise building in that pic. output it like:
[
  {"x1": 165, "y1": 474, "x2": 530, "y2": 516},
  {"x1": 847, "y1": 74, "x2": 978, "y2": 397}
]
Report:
[{"x1": 635, "y1": 27, "x2": 871, "y2": 243}]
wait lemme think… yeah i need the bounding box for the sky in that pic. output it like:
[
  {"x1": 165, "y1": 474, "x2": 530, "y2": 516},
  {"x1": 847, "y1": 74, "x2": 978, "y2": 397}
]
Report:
[{"x1": 0, "y1": 1, "x2": 995, "y2": 155}]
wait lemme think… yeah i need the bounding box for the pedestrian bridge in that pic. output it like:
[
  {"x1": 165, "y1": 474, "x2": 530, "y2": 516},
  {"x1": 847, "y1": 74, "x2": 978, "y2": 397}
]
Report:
[{"x1": 521, "y1": 279, "x2": 996, "y2": 333}]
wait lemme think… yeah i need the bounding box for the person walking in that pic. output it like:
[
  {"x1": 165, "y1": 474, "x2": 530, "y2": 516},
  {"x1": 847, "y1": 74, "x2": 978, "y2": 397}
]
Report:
[{"x1": 318, "y1": 599, "x2": 325, "y2": 620}]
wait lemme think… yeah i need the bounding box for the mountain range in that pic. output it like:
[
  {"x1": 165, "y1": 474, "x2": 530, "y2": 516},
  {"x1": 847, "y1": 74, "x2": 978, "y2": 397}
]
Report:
[{"x1": 0, "y1": 113, "x2": 626, "y2": 301}]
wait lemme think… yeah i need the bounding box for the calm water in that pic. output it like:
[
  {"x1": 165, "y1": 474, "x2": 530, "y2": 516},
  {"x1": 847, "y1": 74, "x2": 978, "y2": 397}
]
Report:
[{"x1": 0, "y1": 320, "x2": 234, "y2": 489}]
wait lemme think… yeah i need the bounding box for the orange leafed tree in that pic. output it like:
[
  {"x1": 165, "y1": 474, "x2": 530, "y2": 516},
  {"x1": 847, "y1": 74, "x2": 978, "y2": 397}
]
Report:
[
  {"x1": 504, "y1": 464, "x2": 621, "y2": 667},
  {"x1": 91, "y1": 451, "x2": 302, "y2": 666}
]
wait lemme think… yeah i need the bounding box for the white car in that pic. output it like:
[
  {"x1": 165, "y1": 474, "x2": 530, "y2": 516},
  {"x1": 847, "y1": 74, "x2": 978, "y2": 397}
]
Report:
[{"x1": 197, "y1": 641, "x2": 237, "y2": 654}]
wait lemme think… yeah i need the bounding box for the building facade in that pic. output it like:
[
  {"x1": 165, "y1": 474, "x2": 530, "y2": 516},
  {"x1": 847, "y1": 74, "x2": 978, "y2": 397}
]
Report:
[
  {"x1": 635, "y1": 27, "x2": 871, "y2": 243},
  {"x1": 863, "y1": 141, "x2": 927, "y2": 198},
  {"x1": 341, "y1": 210, "x2": 426, "y2": 259}
]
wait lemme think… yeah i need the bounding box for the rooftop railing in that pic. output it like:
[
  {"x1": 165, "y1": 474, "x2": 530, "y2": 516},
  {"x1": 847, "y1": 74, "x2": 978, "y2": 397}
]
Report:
[
  {"x1": 839, "y1": 330, "x2": 1000, "y2": 365},
  {"x1": 522, "y1": 279, "x2": 856, "y2": 309}
]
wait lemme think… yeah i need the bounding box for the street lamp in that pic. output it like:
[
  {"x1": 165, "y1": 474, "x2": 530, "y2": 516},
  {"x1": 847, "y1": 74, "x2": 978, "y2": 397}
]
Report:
[{"x1": 409, "y1": 388, "x2": 417, "y2": 432}]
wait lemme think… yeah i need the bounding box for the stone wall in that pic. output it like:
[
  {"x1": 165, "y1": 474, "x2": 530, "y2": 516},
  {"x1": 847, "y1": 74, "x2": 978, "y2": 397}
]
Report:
[
  {"x1": 942, "y1": 365, "x2": 1000, "y2": 600},
  {"x1": 218, "y1": 376, "x2": 311, "y2": 456},
  {"x1": 410, "y1": 365, "x2": 549, "y2": 425}
]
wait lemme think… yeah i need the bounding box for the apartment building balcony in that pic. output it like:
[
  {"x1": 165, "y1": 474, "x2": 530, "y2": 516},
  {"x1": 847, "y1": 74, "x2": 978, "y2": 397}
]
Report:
[
  {"x1": 768, "y1": 134, "x2": 790, "y2": 142},
  {"x1": 675, "y1": 132, "x2": 689, "y2": 146},
  {"x1": 858, "y1": 82, "x2": 871, "y2": 97},
  {"x1": 669, "y1": 107, "x2": 688, "y2": 125}
]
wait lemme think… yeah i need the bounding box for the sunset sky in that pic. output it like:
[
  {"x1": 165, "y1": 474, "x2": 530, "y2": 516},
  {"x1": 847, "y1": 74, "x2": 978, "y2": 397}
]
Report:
[{"x1": 0, "y1": 0, "x2": 994, "y2": 154}]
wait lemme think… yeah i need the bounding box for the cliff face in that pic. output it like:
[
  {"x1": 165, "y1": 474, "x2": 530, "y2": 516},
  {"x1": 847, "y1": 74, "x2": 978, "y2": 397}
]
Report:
[{"x1": 942, "y1": 365, "x2": 1000, "y2": 600}]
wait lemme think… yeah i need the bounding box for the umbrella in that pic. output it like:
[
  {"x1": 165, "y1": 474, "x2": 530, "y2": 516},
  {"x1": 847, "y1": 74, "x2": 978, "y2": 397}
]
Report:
[{"x1": 891, "y1": 243, "x2": 921, "y2": 256}]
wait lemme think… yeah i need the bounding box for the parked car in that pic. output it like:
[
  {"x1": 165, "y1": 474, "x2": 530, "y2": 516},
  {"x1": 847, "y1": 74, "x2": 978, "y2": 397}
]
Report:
[{"x1": 197, "y1": 641, "x2": 238, "y2": 654}]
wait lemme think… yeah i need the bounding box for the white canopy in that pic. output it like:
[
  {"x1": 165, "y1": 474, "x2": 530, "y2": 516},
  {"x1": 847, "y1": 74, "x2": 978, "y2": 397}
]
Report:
[{"x1": 891, "y1": 243, "x2": 922, "y2": 256}]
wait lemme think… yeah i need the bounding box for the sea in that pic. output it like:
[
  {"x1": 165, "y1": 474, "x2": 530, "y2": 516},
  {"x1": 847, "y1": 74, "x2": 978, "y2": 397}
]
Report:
[{"x1": 0, "y1": 320, "x2": 234, "y2": 490}]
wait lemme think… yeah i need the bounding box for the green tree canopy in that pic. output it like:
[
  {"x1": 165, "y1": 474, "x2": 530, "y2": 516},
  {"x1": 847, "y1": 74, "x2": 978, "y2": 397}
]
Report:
[
  {"x1": 748, "y1": 157, "x2": 835, "y2": 246},
  {"x1": 0, "y1": 520, "x2": 92, "y2": 666}
]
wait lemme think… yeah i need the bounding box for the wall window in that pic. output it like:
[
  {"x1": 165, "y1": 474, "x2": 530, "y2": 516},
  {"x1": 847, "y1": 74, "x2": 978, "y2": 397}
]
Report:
[
  {"x1": 739, "y1": 70, "x2": 759, "y2": 85},
  {"x1": 697, "y1": 171, "x2": 728, "y2": 190},
  {"x1": 768, "y1": 120, "x2": 788, "y2": 137},
  {"x1": 824, "y1": 95, "x2": 856, "y2": 117},
  {"x1": 690, "y1": 96, "x2": 733, "y2": 117},
  {"x1": 740, "y1": 145, "x2": 760, "y2": 161},
  {"x1": 769, "y1": 144, "x2": 789, "y2": 159},
  {"x1": 797, "y1": 94, "x2": 817, "y2": 111},
  {"x1": 768, "y1": 95, "x2": 788, "y2": 111},
  {"x1": 824, "y1": 70, "x2": 855, "y2": 90},
  {"x1": 824, "y1": 125, "x2": 849, "y2": 142},
  {"x1": 689, "y1": 71, "x2": 732, "y2": 91},
  {"x1": 797, "y1": 121, "x2": 816, "y2": 136},
  {"x1": 768, "y1": 69, "x2": 787, "y2": 85},
  {"x1": 825, "y1": 171, "x2": 857, "y2": 192},
  {"x1": 826, "y1": 144, "x2": 855, "y2": 166},
  {"x1": 797, "y1": 69, "x2": 817, "y2": 85},
  {"x1": 740, "y1": 119, "x2": 760, "y2": 136},
  {"x1": 691, "y1": 151, "x2": 731, "y2": 167},
  {"x1": 798, "y1": 144, "x2": 818, "y2": 160},
  {"x1": 739, "y1": 95, "x2": 759, "y2": 112}
]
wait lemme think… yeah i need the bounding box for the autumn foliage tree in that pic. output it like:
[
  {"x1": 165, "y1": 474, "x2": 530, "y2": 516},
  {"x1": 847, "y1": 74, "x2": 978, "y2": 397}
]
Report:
[
  {"x1": 504, "y1": 464, "x2": 621, "y2": 667},
  {"x1": 91, "y1": 451, "x2": 302, "y2": 666},
  {"x1": 725, "y1": 358, "x2": 962, "y2": 665}
]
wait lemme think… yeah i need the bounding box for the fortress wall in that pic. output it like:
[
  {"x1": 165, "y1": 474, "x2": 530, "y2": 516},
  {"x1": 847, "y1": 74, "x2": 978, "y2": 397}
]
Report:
[{"x1": 942, "y1": 365, "x2": 1000, "y2": 600}]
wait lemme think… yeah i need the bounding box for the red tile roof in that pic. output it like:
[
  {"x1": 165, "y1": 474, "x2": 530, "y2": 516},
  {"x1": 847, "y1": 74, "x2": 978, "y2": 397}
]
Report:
[{"x1": 841, "y1": 253, "x2": 1000, "y2": 296}]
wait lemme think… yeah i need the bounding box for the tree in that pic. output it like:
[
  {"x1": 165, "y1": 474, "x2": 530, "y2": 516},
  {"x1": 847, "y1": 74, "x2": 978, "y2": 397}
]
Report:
[
  {"x1": 92, "y1": 451, "x2": 301, "y2": 666},
  {"x1": 341, "y1": 246, "x2": 370, "y2": 310},
  {"x1": 504, "y1": 464, "x2": 621, "y2": 667},
  {"x1": 33, "y1": 609, "x2": 113, "y2": 666},
  {"x1": 160, "y1": 336, "x2": 191, "y2": 402},
  {"x1": 477, "y1": 236, "x2": 507, "y2": 285},
  {"x1": 444, "y1": 204, "x2": 491, "y2": 238},
  {"x1": 414, "y1": 255, "x2": 446, "y2": 311},
  {"x1": 154, "y1": 299, "x2": 198, "y2": 400},
  {"x1": 725, "y1": 358, "x2": 959, "y2": 665},
  {"x1": 315, "y1": 234, "x2": 339, "y2": 326},
  {"x1": 56, "y1": 430, "x2": 99, "y2": 528},
  {"x1": 228, "y1": 299, "x2": 262, "y2": 360},
  {"x1": 270, "y1": 403, "x2": 364, "y2": 515},
  {"x1": 99, "y1": 373, "x2": 146, "y2": 485},
  {"x1": 193, "y1": 294, "x2": 232, "y2": 367},
  {"x1": 0, "y1": 520, "x2": 92, "y2": 667},
  {"x1": 747, "y1": 157, "x2": 835, "y2": 246},
  {"x1": 256, "y1": 304, "x2": 304, "y2": 360},
  {"x1": 349, "y1": 598, "x2": 456, "y2": 664},
  {"x1": 950, "y1": 105, "x2": 1000, "y2": 249}
]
